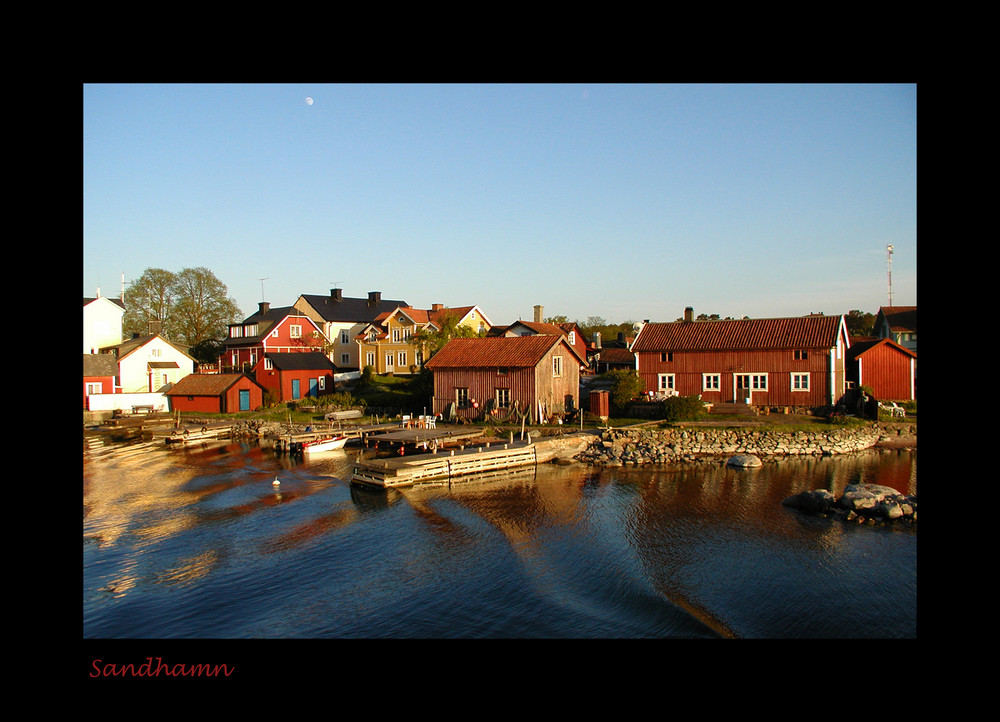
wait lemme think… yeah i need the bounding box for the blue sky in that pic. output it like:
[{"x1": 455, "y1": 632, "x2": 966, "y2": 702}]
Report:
[{"x1": 83, "y1": 83, "x2": 916, "y2": 326}]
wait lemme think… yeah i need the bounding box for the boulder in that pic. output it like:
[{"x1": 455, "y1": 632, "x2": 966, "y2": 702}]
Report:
[
  {"x1": 782, "y1": 489, "x2": 836, "y2": 513},
  {"x1": 727, "y1": 454, "x2": 762, "y2": 468}
]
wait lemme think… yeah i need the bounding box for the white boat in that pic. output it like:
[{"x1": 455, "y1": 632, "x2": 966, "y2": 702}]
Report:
[{"x1": 301, "y1": 435, "x2": 348, "y2": 454}]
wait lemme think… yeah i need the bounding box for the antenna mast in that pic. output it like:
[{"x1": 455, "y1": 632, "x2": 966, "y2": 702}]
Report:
[
  {"x1": 886, "y1": 244, "x2": 894, "y2": 306},
  {"x1": 257, "y1": 277, "x2": 269, "y2": 303}
]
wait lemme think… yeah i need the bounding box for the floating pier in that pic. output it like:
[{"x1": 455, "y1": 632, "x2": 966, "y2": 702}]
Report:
[{"x1": 351, "y1": 440, "x2": 539, "y2": 489}]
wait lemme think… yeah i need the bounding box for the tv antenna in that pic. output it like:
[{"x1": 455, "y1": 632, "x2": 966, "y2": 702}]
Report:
[
  {"x1": 257, "y1": 277, "x2": 269, "y2": 302},
  {"x1": 886, "y1": 245, "x2": 894, "y2": 306}
]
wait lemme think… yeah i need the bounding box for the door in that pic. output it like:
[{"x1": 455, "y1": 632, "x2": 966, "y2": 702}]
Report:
[
  {"x1": 292, "y1": 379, "x2": 301, "y2": 400},
  {"x1": 239, "y1": 389, "x2": 251, "y2": 411},
  {"x1": 309, "y1": 378, "x2": 318, "y2": 397}
]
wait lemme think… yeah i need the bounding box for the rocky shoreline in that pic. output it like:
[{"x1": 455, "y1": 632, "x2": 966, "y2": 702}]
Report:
[{"x1": 575, "y1": 422, "x2": 914, "y2": 467}]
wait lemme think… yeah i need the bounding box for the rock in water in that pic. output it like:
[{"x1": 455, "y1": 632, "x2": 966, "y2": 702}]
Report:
[{"x1": 727, "y1": 454, "x2": 762, "y2": 468}]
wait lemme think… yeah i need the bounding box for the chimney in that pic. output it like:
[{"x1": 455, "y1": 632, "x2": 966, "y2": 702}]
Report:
[
  {"x1": 592, "y1": 332, "x2": 602, "y2": 349},
  {"x1": 684, "y1": 306, "x2": 694, "y2": 323},
  {"x1": 259, "y1": 301, "x2": 270, "y2": 315},
  {"x1": 432, "y1": 303, "x2": 444, "y2": 312},
  {"x1": 147, "y1": 319, "x2": 162, "y2": 336},
  {"x1": 368, "y1": 291, "x2": 382, "y2": 306},
  {"x1": 534, "y1": 305, "x2": 543, "y2": 323},
  {"x1": 330, "y1": 288, "x2": 343, "y2": 301}
]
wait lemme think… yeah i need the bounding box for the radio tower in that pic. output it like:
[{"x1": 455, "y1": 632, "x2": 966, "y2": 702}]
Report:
[{"x1": 886, "y1": 244, "x2": 894, "y2": 306}]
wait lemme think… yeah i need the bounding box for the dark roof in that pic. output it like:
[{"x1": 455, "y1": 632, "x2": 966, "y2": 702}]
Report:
[
  {"x1": 83, "y1": 354, "x2": 119, "y2": 377},
  {"x1": 296, "y1": 293, "x2": 408, "y2": 323},
  {"x1": 165, "y1": 373, "x2": 262, "y2": 396},
  {"x1": 222, "y1": 305, "x2": 317, "y2": 346},
  {"x1": 847, "y1": 337, "x2": 917, "y2": 361},
  {"x1": 877, "y1": 306, "x2": 917, "y2": 334},
  {"x1": 263, "y1": 352, "x2": 336, "y2": 371},
  {"x1": 426, "y1": 335, "x2": 578, "y2": 369},
  {"x1": 632, "y1": 315, "x2": 846, "y2": 353},
  {"x1": 84, "y1": 296, "x2": 126, "y2": 311}
]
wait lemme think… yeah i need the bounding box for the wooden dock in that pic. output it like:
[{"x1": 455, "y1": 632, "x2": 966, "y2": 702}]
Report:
[{"x1": 351, "y1": 440, "x2": 538, "y2": 489}]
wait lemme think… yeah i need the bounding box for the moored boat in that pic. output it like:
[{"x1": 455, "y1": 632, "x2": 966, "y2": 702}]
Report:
[{"x1": 301, "y1": 435, "x2": 348, "y2": 453}]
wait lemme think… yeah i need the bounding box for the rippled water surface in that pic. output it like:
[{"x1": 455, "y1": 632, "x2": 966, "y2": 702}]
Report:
[{"x1": 83, "y1": 441, "x2": 916, "y2": 640}]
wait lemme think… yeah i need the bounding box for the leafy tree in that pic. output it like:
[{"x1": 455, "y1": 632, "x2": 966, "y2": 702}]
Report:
[
  {"x1": 409, "y1": 311, "x2": 482, "y2": 361},
  {"x1": 845, "y1": 309, "x2": 876, "y2": 337},
  {"x1": 607, "y1": 369, "x2": 644, "y2": 412},
  {"x1": 123, "y1": 266, "x2": 243, "y2": 347}
]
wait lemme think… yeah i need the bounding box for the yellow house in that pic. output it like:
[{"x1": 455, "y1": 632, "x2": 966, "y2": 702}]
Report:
[{"x1": 356, "y1": 304, "x2": 492, "y2": 374}]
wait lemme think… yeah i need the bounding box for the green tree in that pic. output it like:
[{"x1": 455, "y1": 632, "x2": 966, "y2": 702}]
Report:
[
  {"x1": 409, "y1": 311, "x2": 482, "y2": 361},
  {"x1": 607, "y1": 369, "x2": 644, "y2": 412},
  {"x1": 123, "y1": 266, "x2": 243, "y2": 347},
  {"x1": 845, "y1": 309, "x2": 876, "y2": 337}
]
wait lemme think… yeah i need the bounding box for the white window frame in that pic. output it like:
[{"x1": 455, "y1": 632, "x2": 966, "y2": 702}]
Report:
[
  {"x1": 657, "y1": 373, "x2": 675, "y2": 392},
  {"x1": 703, "y1": 373, "x2": 720, "y2": 391},
  {"x1": 552, "y1": 356, "x2": 563, "y2": 377},
  {"x1": 496, "y1": 388, "x2": 511, "y2": 408},
  {"x1": 456, "y1": 387, "x2": 470, "y2": 408},
  {"x1": 791, "y1": 373, "x2": 810, "y2": 391},
  {"x1": 340, "y1": 353, "x2": 350, "y2": 365},
  {"x1": 397, "y1": 350, "x2": 407, "y2": 367},
  {"x1": 341, "y1": 331, "x2": 350, "y2": 344},
  {"x1": 289, "y1": 325, "x2": 302, "y2": 338}
]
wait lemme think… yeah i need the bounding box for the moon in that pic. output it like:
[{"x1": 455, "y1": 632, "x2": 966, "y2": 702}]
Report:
[{"x1": 305, "y1": 96, "x2": 314, "y2": 106}]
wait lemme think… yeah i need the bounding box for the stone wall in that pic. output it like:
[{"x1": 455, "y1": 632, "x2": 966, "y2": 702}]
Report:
[{"x1": 577, "y1": 424, "x2": 884, "y2": 466}]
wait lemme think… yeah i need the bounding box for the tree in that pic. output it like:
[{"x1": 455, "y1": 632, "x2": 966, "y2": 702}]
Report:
[
  {"x1": 845, "y1": 309, "x2": 876, "y2": 337},
  {"x1": 123, "y1": 266, "x2": 243, "y2": 348},
  {"x1": 409, "y1": 311, "x2": 482, "y2": 361},
  {"x1": 607, "y1": 369, "x2": 644, "y2": 412}
]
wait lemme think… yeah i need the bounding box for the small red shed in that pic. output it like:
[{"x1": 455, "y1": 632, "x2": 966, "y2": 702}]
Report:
[
  {"x1": 847, "y1": 337, "x2": 916, "y2": 402},
  {"x1": 253, "y1": 352, "x2": 337, "y2": 402},
  {"x1": 83, "y1": 353, "x2": 119, "y2": 409},
  {"x1": 165, "y1": 373, "x2": 266, "y2": 413}
]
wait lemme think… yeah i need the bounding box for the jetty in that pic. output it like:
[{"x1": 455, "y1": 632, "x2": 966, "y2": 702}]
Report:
[
  {"x1": 275, "y1": 423, "x2": 483, "y2": 454},
  {"x1": 352, "y1": 439, "x2": 540, "y2": 489}
]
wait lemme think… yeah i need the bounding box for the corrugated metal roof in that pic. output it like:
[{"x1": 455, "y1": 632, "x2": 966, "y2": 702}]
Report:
[
  {"x1": 297, "y1": 294, "x2": 409, "y2": 323},
  {"x1": 632, "y1": 315, "x2": 845, "y2": 352},
  {"x1": 425, "y1": 335, "x2": 564, "y2": 369}
]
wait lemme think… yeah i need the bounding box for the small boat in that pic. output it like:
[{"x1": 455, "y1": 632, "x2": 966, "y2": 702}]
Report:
[{"x1": 301, "y1": 435, "x2": 348, "y2": 454}]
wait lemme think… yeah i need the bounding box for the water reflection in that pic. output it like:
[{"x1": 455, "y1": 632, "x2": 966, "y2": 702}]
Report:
[{"x1": 83, "y1": 441, "x2": 915, "y2": 639}]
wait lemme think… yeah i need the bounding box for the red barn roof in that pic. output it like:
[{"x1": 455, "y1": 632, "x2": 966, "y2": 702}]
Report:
[
  {"x1": 632, "y1": 315, "x2": 846, "y2": 352},
  {"x1": 425, "y1": 335, "x2": 581, "y2": 369}
]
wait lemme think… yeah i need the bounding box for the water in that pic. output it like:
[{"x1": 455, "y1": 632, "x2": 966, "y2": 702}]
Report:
[{"x1": 83, "y1": 440, "x2": 916, "y2": 640}]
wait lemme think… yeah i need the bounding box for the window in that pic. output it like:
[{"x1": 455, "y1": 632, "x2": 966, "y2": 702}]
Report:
[
  {"x1": 397, "y1": 350, "x2": 407, "y2": 367},
  {"x1": 791, "y1": 373, "x2": 810, "y2": 391},
  {"x1": 569, "y1": 331, "x2": 576, "y2": 345},
  {"x1": 392, "y1": 328, "x2": 400, "y2": 343},
  {"x1": 794, "y1": 349, "x2": 808, "y2": 360},
  {"x1": 150, "y1": 347, "x2": 161, "y2": 358},
  {"x1": 264, "y1": 357, "x2": 273, "y2": 370},
  {"x1": 552, "y1": 356, "x2": 563, "y2": 377},
  {"x1": 319, "y1": 376, "x2": 326, "y2": 391},
  {"x1": 660, "y1": 352, "x2": 673, "y2": 362},
  {"x1": 737, "y1": 373, "x2": 768, "y2": 391},
  {"x1": 245, "y1": 324, "x2": 258, "y2": 337},
  {"x1": 290, "y1": 325, "x2": 302, "y2": 338},
  {"x1": 658, "y1": 373, "x2": 675, "y2": 392},
  {"x1": 341, "y1": 331, "x2": 350, "y2": 344},
  {"x1": 456, "y1": 388, "x2": 470, "y2": 408},
  {"x1": 385, "y1": 353, "x2": 394, "y2": 369},
  {"x1": 497, "y1": 367, "x2": 508, "y2": 375},
  {"x1": 86, "y1": 382, "x2": 102, "y2": 395},
  {"x1": 341, "y1": 354, "x2": 350, "y2": 365},
  {"x1": 366, "y1": 352, "x2": 375, "y2": 367},
  {"x1": 496, "y1": 388, "x2": 511, "y2": 408},
  {"x1": 230, "y1": 326, "x2": 243, "y2": 338}
]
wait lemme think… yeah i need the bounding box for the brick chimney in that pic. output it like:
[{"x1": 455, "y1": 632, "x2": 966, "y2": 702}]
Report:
[
  {"x1": 534, "y1": 305, "x2": 543, "y2": 323},
  {"x1": 432, "y1": 303, "x2": 444, "y2": 312},
  {"x1": 684, "y1": 306, "x2": 694, "y2": 323},
  {"x1": 330, "y1": 288, "x2": 343, "y2": 301},
  {"x1": 368, "y1": 291, "x2": 382, "y2": 306},
  {"x1": 259, "y1": 301, "x2": 270, "y2": 316}
]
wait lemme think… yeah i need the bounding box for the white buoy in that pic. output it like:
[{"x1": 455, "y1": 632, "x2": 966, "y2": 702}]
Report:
[{"x1": 273, "y1": 477, "x2": 281, "y2": 486}]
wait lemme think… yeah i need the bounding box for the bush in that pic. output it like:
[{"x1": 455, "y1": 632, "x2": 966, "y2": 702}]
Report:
[
  {"x1": 607, "y1": 369, "x2": 644, "y2": 411},
  {"x1": 661, "y1": 395, "x2": 705, "y2": 422}
]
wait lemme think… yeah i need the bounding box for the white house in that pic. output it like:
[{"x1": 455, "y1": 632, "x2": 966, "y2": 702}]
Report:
[
  {"x1": 101, "y1": 333, "x2": 195, "y2": 393},
  {"x1": 84, "y1": 295, "x2": 125, "y2": 354}
]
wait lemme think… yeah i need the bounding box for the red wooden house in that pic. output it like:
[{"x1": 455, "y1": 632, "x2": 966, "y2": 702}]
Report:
[
  {"x1": 846, "y1": 337, "x2": 916, "y2": 402},
  {"x1": 425, "y1": 335, "x2": 586, "y2": 423},
  {"x1": 630, "y1": 308, "x2": 851, "y2": 409},
  {"x1": 219, "y1": 302, "x2": 327, "y2": 373},
  {"x1": 253, "y1": 351, "x2": 337, "y2": 402},
  {"x1": 165, "y1": 373, "x2": 266, "y2": 413},
  {"x1": 83, "y1": 353, "x2": 119, "y2": 409}
]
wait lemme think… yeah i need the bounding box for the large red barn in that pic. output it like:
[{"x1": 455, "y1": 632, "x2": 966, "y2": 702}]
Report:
[
  {"x1": 253, "y1": 351, "x2": 337, "y2": 402},
  {"x1": 630, "y1": 309, "x2": 851, "y2": 410},
  {"x1": 425, "y1": 335, "x2": 586, "y2": 423}
]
